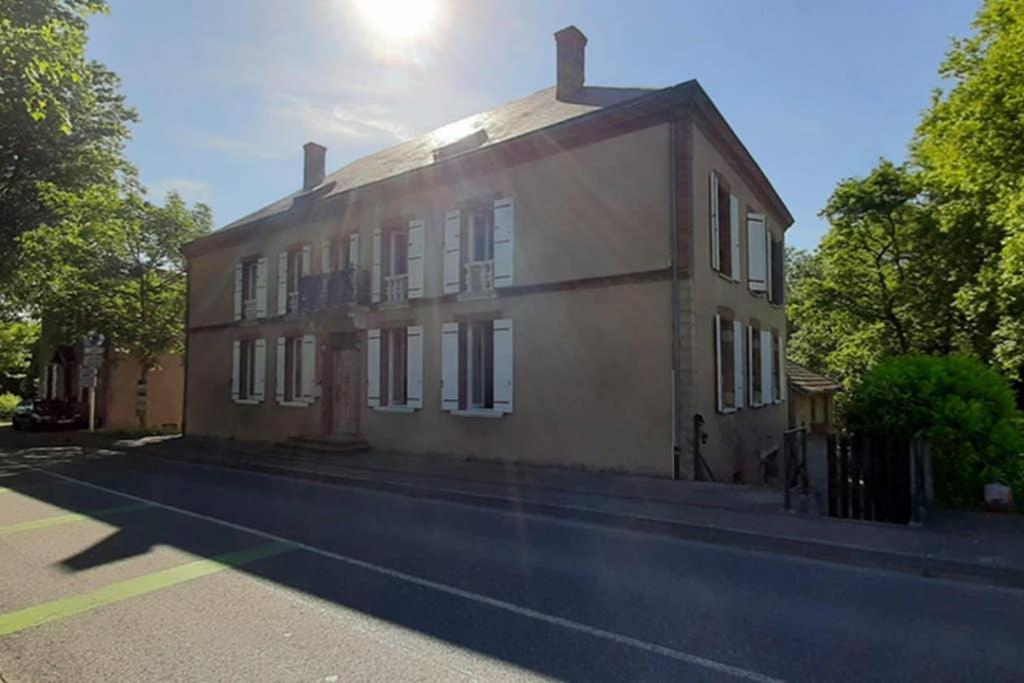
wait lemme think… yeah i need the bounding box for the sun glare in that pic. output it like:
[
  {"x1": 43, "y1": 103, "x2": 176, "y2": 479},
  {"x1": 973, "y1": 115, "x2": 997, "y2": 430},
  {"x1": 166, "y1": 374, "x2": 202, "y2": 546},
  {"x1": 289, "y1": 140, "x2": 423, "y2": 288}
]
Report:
[{"x1": 353, "y1": 0, "x2": 439, "y2": 43}]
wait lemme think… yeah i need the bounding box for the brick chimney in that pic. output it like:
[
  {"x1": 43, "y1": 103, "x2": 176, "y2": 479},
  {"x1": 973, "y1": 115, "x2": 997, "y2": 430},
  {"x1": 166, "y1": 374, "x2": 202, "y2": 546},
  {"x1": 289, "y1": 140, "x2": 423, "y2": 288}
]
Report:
[
  {"x1": 302, "y1": 141, "x2": 326, "y2": 191},
  {"x1": 554, "y1": 26, "x2": 587, "y2": 100}
]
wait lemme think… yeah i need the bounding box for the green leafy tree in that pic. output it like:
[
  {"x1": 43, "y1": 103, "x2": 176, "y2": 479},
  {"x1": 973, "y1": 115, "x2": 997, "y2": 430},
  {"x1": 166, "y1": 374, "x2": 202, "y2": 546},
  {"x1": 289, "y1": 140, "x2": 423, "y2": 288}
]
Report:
[
  {"x1": 0, "y1": 318, "x2": 39, "y2": 395},
  {"x1": 787, "y1": 161, "x2": 964, "y2": 387},
  {"x1": 18, "y1": 184, "x2": 211, "y2": 424},
  {"x1": 0, "y1": 0, "x2": 136, "y2": 282},
  {"x1": 912, "y1": 0, "x2": 1024, "y2": 377}
]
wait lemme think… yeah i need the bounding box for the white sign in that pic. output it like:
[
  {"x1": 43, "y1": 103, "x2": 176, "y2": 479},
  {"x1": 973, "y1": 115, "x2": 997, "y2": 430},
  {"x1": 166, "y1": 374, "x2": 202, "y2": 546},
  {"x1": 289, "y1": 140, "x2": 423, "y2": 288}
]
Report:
[
  {"x1": 82, "y1": 352, "x2": 103, "y2": 370},
  {"x1": 79, "y1": 366, "x2": 98, "y2": 387}
]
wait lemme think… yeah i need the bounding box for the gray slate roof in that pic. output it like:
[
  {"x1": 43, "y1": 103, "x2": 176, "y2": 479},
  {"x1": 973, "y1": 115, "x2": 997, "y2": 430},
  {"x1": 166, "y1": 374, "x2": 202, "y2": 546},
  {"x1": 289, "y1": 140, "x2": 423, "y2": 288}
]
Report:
[{"x1": 219, "y1": 85, "x2": 659, "y2": 233}]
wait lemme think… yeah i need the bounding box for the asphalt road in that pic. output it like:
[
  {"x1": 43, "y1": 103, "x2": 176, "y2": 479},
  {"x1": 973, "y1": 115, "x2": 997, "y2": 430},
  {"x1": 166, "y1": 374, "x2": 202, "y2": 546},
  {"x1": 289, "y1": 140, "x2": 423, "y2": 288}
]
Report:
[{"x1": 1, "y1": 442, "x2": 1022, "y2": 682}]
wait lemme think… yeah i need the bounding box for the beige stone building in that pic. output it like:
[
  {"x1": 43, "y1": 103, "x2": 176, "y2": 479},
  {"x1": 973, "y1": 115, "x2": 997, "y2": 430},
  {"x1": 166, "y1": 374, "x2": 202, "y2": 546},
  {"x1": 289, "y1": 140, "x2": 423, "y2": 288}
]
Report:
[{"x1": 182, "y1": 26, "x2": 792, "y2": 481}]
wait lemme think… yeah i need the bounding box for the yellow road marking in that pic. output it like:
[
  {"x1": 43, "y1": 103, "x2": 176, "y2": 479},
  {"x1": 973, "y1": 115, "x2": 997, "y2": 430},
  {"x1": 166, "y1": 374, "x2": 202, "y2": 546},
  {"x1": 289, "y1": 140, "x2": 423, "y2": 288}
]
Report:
[
  {"x1": 0, "y1": 503, "x2": 153, "y2": 536},
  {"x1": 0, "y1": 541, "x2": 296, "y2": 636}
]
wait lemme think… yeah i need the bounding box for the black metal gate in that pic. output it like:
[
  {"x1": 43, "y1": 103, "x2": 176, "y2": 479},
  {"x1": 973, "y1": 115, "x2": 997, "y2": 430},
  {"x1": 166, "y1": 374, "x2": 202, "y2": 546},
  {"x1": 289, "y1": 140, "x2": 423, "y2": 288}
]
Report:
[{"x1": 827, "y1": 435, "x2": 913, "y2": 524}]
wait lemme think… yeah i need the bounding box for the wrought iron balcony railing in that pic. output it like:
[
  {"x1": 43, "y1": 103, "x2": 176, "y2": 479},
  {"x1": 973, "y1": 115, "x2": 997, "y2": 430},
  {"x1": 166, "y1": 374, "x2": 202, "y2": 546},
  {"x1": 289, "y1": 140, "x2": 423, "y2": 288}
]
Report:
[{"x1": 298, "y1": 269, "x2": 367, "y2": 314}]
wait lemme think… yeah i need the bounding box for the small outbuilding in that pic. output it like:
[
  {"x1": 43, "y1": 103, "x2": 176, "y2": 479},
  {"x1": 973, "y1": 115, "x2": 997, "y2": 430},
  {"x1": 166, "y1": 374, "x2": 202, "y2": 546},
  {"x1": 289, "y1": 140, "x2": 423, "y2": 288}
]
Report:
[{"x1": 786, "y1": 360, "x2": 842, "y2": 434}]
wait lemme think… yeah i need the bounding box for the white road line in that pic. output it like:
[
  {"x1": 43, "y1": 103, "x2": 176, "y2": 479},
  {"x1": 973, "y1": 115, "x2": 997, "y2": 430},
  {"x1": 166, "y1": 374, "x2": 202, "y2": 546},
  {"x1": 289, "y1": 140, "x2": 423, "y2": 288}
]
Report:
[{"x1": 29, "y1": 465, "x2": 783, "y2": 683}]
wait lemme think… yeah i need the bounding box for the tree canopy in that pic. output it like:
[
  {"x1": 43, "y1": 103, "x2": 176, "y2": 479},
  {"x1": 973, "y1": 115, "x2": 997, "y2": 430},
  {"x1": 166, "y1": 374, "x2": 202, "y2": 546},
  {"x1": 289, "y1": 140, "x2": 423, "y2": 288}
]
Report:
[
  {"x1": 0, "y1": 0, "x2": 136, "y2": 281},
  {"x1": 789, "y1": 0, "x2": 1024, "y2": 393}
]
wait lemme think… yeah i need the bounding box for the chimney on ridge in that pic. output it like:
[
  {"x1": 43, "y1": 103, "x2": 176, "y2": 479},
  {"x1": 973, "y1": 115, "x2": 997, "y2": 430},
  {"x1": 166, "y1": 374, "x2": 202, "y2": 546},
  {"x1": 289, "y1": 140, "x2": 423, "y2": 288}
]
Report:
[
  {"x1": 302, "y1": 141, "x2": 326, "y2": 191},
  {"x1": 554, "y1": 25, "x2": 587, "y2": 100}
]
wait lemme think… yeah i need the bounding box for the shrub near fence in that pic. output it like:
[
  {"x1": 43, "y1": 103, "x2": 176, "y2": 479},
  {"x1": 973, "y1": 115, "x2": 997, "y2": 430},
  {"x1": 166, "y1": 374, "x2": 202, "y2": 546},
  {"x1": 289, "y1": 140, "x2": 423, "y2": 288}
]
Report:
[
  {"x1": 845, "y1": 355, "x2": 1024, "y2": 508},
  {"x1": 0, "y1": 393, "x2": 21, "y2": 420}
]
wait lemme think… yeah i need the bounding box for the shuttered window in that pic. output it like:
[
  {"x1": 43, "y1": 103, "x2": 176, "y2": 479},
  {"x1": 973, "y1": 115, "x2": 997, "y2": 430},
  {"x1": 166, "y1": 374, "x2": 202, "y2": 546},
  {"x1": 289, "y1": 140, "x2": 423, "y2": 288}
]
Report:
[
  {"x1": 441, "y1": 319, "x2": 513, "y2": 416},
  {"x1": 276, "y1": 334, "x2": 314, "y2": 405},
  {"x1": 366, "y1": 326, "x2": 423, "y2": 411},
  {"x1": 232, "y1": 338, "x2": 265, "y2": 404},
  {"x1": 709, "y1": 173, "x2": 739, "y2": 280},
  {"x1": 747, "y1": 214, "x2": 768, "y2": 294},
  {"x1": 749, "y1": 321, "x2": 763, "y2": 407},
  {"x1": 715, "y1": 313, "x2": 742, "y2": 412}
]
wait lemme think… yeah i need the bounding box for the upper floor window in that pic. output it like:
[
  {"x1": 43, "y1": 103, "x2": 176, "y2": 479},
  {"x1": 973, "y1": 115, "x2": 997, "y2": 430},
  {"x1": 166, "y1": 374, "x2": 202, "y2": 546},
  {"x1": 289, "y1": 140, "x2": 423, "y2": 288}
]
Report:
[
  {"x1": 747, "y1": 212, "x2": 768, "y2": 295},
  {"x1": 709, "y1": 172, "x2": 740, "y2": 282},
  {"x1": 372, "y1": 220, "x2": 424, "y2": 305},
  {"x1": 234, "y1": 257, "x2": 267, "y2": 321},
  {"x1": 444, "y1": 197, "x2": 514, "y2": 299},
  {"x1": 277, "y1": 245, "x2": 310, "y2": 315}
]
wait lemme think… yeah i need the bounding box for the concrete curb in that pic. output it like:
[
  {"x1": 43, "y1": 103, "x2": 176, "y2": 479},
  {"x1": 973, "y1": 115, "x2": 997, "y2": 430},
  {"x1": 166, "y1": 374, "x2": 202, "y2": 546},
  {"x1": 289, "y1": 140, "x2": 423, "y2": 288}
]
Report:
[{"x1": 137, "y1": 448, "x2": 1024, "y2": 591}]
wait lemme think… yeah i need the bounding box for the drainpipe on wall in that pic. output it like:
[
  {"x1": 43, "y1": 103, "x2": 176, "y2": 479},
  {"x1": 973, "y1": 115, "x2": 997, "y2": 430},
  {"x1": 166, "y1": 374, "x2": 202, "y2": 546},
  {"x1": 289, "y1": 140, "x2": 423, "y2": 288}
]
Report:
[
  {"x1": 670, "y1": 117, "x2": 682, "y2": 480},
  {"x1": 181, "y1": 257, "x2": 191, "y2": 436}
]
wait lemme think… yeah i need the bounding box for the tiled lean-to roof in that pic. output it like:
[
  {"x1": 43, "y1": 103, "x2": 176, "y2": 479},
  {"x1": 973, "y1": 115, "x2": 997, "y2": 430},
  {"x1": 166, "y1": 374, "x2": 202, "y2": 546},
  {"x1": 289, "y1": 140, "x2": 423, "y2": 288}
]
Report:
[{"x1": 786, "y1": 361, "x2": 843, "y2": 394}]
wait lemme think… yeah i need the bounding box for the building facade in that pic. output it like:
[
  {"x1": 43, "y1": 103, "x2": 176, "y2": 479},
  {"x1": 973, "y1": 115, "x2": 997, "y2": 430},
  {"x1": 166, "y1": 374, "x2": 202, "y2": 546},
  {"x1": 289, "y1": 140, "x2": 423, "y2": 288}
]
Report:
[{"x1": 182, "y1": 27, "x2": 792, "y2": 481}]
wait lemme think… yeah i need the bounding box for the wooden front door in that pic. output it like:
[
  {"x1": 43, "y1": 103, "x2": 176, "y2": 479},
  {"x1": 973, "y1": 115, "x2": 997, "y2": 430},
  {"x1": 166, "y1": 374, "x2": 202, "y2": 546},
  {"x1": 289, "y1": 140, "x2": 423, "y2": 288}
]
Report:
[{"x1": 332, "y1": 348, "x2": 359, "y2": 435}]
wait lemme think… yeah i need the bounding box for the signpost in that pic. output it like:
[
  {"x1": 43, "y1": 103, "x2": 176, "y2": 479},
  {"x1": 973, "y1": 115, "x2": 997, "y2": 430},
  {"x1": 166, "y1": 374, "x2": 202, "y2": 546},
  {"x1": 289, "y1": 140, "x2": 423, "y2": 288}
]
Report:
[{"x1": 82, "y1": 332, "x2": 105, "y2": 432}]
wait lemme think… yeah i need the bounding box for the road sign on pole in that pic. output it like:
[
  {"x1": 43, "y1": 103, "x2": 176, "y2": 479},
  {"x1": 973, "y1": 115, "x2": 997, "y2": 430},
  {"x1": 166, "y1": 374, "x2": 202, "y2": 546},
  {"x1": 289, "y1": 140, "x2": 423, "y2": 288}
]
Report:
[{"x1": 82, "y1": 331, "x2": 105, "y2": 432}]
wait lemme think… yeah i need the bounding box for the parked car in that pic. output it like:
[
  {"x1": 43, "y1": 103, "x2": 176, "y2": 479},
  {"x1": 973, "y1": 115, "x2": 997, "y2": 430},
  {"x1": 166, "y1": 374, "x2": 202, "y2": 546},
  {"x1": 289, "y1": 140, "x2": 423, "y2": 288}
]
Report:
[{"x1": 11, "y1": 400, "x2": 84, "y2": 431}]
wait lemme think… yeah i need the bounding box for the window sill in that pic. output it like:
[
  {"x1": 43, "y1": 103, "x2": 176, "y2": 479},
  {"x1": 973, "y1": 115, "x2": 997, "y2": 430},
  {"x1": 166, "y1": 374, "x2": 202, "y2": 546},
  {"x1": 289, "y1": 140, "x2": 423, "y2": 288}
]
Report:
[
  {"x1": 451, "y1": 408, "x2": 505, "y2": 419},
  {"x1": 718, "y1": 406, "x2": 737, "y2": 414},
  {"x1": 233, "y1": 398, "x2": 261, "y2": 406},
  {"x1": 377, "y1": 300, "x2": 410, "y2": 310},
  {"x1": 457, "y1": 289, "x2": 498, "y2": 303},
  {"x1": 373, "y1": 405, "x2": 416, "y2": 414},
  {"x1": 714, "y1": 270, "x2": 740, "y2": 285},
  {"x1": 278, "y1": 400, "x2": 311, "y2": 408}
]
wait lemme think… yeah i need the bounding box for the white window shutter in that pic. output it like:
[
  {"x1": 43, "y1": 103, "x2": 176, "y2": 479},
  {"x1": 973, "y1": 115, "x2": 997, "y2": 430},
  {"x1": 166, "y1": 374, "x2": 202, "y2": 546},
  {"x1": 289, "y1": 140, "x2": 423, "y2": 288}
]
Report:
[
  {"x1": 747, "y1": 214, "x2": 767, "y2": 293},
  {"x1": 275, "y1": 337, "x2": 286, "y2": 403},
  {"x1": 233, "y1": 263, "x2": 243, "y2": 321},
  {"x1": 348, "y1": 233, "x2": 360, "y2": 270},
  {"x1": 761, "y1": 329, "x2": 773, "y2": 405},
  {"x1": 748, "y1": 325, "x2": 756, "y2": 407},
  {"x1": 277, "y1": 252, "x2": 289, "y2": 315},
  {"x1": 256, "y1": 257, "x2": 268, "y2": 318},
  {"x1": 778, "y1": 333, "x2": 787, "y2": 402},
  {"x1": 406, "y1": 325, "x2": 423, "y2": 408},
  {"x1": 300, "y1": 334, "x2": 316, "y2": 402},
  {"x1": 709, "y1": 173, "x2": 720, "y2": 271},
  {"x1": 441, "y1": 322, "x2": 460, "y2": 410},
  {"x1": 253, "y1": 338, "x2": 266, "y2": 402},
  {"x1": 714, "y1": 314, "x2": 723, "y2": 413},
  {"x1": 443, "y1": 210, "x2": 461, "y2": 294},
  {"x1": 493, "y1": 318, "x2": 514, "y2": 413},
  {"x1": 371, "y1": 228, "x2": 383, "y2": 303},
  {"x1": 321, "y1": 240, "x2": 331, "y2": 273},
  {"x1": 407, "y1": 219, "x2": 425, "y2": 299},
  {"x1": 366, "y1": 329, "x2": 381, "y2": 407},
  {"x1": 734, "y1": 320, "x2": 744, "y2": 409},
  {"x1": 730, "y1": 194, "x2": 741, "y2": 281},
  {"x1": 301, "y1": 244, "x2": 311, "y2": 277},
  {"x1": 231, "y1": 340, "x2": 241, "y2": 401},
  {"x1": 493, "y1": 198, "x2": 514, "y2": 288}
]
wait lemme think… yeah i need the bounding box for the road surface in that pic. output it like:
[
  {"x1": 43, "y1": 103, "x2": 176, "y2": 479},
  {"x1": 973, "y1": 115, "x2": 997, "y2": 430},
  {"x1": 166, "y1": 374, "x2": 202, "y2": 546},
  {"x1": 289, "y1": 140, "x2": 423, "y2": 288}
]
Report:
[{"x1": 0, "y1": 441, "x2": 1021, "y2": 681}]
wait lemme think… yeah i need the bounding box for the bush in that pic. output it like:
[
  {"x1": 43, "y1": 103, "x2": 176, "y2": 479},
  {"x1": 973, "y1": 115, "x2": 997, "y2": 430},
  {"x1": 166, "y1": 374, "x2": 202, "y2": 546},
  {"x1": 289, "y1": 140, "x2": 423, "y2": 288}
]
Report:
[
  {"x1": 0, "y1": 393, "x2": 22, "y2": 420},
  {"x1": 845, "y1": 355, "x2": 1024, "y2": 507}
]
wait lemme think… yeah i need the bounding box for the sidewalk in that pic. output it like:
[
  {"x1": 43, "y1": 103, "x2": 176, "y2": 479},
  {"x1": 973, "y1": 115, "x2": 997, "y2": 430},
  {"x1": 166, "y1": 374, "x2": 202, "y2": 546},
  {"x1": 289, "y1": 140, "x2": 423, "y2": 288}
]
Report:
[{"x1": 12, "y1": 429, "x2": 1023, "y2": 590}]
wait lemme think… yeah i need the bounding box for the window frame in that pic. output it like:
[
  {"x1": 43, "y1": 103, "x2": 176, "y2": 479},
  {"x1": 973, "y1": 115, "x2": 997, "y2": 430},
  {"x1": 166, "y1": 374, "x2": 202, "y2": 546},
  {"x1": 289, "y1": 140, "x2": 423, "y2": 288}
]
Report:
[
  {"x1": 467, "y1": 206, "x2": 495, "y2": 265},
  {"x1": 464, "y1": 321, "x2": 494, "y2": 410},
  {"x1": 282, "y1": 335, "x2": 303, "y2": 403},
  {"x1": 238, "y1": 338, "x2": 256, "y2": 400},
  {"x1": 750, "y1": 320, "x2": 763, "y2": 407},
  {"x1": 717, "y1": 313, "x2": 737, "y2": 411},
  {"x1": 381, "y1": 327, "x2": 408, "y2": 407}
]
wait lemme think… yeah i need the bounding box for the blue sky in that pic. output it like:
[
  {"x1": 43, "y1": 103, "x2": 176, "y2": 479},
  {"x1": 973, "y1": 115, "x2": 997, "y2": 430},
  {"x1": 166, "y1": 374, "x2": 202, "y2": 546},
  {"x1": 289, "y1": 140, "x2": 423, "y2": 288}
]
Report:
[{"x1": 87, "y1": 0, "x2": 979, "y2": 250}]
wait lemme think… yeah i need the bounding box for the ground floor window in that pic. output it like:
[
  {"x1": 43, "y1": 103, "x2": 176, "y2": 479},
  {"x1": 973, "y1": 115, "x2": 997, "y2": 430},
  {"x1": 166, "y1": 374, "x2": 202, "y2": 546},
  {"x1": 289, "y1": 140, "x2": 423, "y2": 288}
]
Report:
[
  {"x1": 441, "y1": 319, "x2": 512, "y2": 415},
  {"x1": 239, "y1": 339, "x2": 256, "y2": 400},
  {"x1": 233, "y1": 338, "x2": 266, "y2": 403},
  {"x1": 465, "y1": 321, "x2": 494, "y2": 409},
  {"x1": 382, "y1": 327, "x2": 407, "y2": 406},
  {"x1": 366, "y1": 327, "x2": 423, "y2": 410},
  {"x1": 750, "y1": 321, "x2": 763, "y2": 406},
  {"x1": 284, "y1": 336, "x2": 302, "y2": 402}
]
